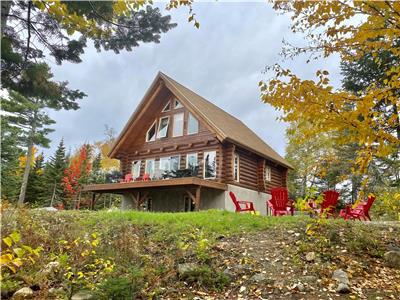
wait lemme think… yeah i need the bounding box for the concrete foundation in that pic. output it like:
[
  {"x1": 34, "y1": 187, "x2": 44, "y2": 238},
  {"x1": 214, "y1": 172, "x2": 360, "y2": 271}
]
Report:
[{"x1": 121, "y1": 184, "x2": 271, "y2": 215}]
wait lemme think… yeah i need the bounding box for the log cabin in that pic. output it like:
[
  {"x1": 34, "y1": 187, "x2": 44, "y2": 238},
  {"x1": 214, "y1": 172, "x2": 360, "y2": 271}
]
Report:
[{"x1": 83, "y1": 72, "x2": 293, "y2": 215}]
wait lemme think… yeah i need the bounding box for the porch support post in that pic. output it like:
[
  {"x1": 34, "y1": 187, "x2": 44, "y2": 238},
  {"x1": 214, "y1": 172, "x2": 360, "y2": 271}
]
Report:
[
  {"x1": 121, "y1": 193, "x2": 135, "y2": 210},
  {"x1": 195, "y1": 186, "x2": 201, "y2": 211},
  {"x1": 91, "y1": 193, "x2": 103, "y2": 210}
]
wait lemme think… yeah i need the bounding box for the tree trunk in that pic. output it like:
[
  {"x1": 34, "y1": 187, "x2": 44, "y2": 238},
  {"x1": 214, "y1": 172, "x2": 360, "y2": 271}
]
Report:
[
  {"x1": 1, "y1": 0, "x2": 12, "y2": 38},
  {"x1": 50, "y1": 181, "x2": 57, "y2": 207},
  {"x1": 18, "y1": 140, "x2": 34, "y2": 205}
]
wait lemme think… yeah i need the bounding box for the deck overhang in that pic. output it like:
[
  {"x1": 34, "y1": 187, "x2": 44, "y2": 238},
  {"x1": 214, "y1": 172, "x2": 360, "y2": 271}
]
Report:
[
  {"x1": 83, "y1": 177, "x2": 227, "y2": 211},
  {"x1": 83, "y1": 177, "x2": 227, "y2": 194}
]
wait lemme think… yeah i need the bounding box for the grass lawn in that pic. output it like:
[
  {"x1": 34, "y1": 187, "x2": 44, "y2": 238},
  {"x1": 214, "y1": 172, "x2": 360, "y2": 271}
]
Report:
[{"x1": 1, "y1": 209, "x2": 399, "y2": 299}]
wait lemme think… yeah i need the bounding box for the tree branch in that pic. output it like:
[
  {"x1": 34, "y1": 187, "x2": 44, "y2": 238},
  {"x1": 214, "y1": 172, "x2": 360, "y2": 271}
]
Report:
[{"x1": 24, "y1": 1, "x2": 32, "y2": 65}]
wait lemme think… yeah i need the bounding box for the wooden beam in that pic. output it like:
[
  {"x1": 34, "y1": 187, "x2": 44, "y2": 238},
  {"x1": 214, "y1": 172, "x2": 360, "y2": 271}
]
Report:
[{"x1": 195, "y1": 186, "x2": 201, "y2": 211}]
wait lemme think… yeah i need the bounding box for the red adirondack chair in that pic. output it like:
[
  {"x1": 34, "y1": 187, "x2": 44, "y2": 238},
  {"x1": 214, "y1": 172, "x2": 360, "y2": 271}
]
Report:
[
  {"x1": 309, "y1": 190, "x2": 339, "y2": 217},
  {"x1": 339, "y1": 195, "x2": 375, "y2": 221},
  {"x1": 120, "y1": 173, "x2": 133, "y2": 183},
  {"x1": 142, "y1": 173, "x2": 151, "y2": 181},
  {"x1": 229, "y1": 191, "x2": 256, "y2": 213},
  {"x1": 267, "y1": 187, "x2": 294, "y2": 216}
]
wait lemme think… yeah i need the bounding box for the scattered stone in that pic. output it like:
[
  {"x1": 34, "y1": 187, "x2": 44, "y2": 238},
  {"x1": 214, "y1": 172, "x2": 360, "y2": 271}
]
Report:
[
  {"x1": 213, "y1": 242, "x2": 229, "y2": 251},
  {"x1": 71, "y1": 291, "x2": 95, "y2": 300},
  {"x1": 250, "y1": 273, "x2": 268, "y2": 283},
  {"x1": 222, "y1": 268, "x2": 234, "y2": 280},
  {"x1": 239, "y1": 286, "x2": 246, "y2": 293},
  {"x1": 384, "y1": 251, "x2": 400, "y2": 268},
  {"x1": 12, "y1": 287, "x2": 33, "y2": 300},
  {"x1": 291, "y1": 283, "x2": 305, "y2": 292},
  {"x1": 41, "y1": 261, "x2": 60, "y2": 275},
  {"x1": 48, "y1": 287, "x2": 65, "y2": 296},
  {"x1": 336, "y1": 283, "x2": 351, "y2": 293},
  {"x1": 301, "y1": 275, "x2": 318, "y2": 284},
  {"x1": 177, "y1": 263, "x2": 198, "y2": 276},
  {"x1": 305, "y1": 252, "x2": 316, "y2": 262},
  {"x1": 332, "y1": 269, "x2": 350, "y2": 294}
]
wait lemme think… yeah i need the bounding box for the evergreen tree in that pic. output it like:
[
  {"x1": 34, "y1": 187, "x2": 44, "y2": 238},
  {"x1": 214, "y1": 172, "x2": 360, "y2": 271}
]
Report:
[
  {"x1": 25, "y1": 154, "x2": 46, "y2": 206},
  {"x1": 0, "y1": 118, "x2": 23, "y2": 202},
  {"x1": 44, "y1": 139, "x2": 68, "y2": 206}
]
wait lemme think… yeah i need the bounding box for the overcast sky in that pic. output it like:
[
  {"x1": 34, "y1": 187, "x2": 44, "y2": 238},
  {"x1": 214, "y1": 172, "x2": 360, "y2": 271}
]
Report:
[{"x1": 46, "y1": 1, "x2": 341, "y2": 158}]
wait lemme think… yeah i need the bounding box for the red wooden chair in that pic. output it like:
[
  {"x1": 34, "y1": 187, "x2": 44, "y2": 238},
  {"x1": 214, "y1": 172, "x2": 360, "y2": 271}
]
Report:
[
  {"x1": 267, "y1": 187, "x2": 294, "y2": 216},
  {"x1": 229, "y1": 191, "x2": 256, "y2": 213},
  {"x1": 120, "y1": 173, "x2": 133, "y2": 183},
  {"x1": 309, "y1": 190, "x2": 339, "y2": 217},
  {"x1": 142, "y1": 173, "x2": 151, "y2": 181},
  {"x1": 339, "y1": 195, "x2": 375, "y2": 221}
]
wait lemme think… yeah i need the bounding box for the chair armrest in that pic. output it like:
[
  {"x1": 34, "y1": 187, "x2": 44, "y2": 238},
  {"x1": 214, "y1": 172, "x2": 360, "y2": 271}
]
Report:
[{"x1": 267, "y1": 200, "x2": 274, "y2": 209}]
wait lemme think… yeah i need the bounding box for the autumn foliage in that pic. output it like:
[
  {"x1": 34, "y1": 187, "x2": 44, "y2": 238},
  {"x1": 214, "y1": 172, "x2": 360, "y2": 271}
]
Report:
[
  {"x1": 261, "y1": 1, "x2": 400, "y2": 193},
  {"x1": 62, "y1": 144, "x2": 92, "y2": 201}
]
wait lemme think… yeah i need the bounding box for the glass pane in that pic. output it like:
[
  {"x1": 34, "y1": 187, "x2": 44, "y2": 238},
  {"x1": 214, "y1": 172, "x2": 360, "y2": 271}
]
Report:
[
  {"x1": 187, "y1": 153, "x2": 198, "y2": 168},
  {"x1": 174, "y1": 99, "x2": 183, "y2": 109},
  {"x1": 131, "y1": 161, "x2": 141, "y2": 178},
  {"x1": 188, "y1": 113, "x2": 199, "y2": 134},
  {"x1": 157, "y1": 117, "x2": 169, "y2": 138},
  {"x1": 160, "y1": 157, "x2": 170, "y2": 171},
  {"x1": 145, "y1": 159, "x2": 155, "y2": 176},
  {"x1": 265, "y1": 166, "x2": 271, "y2": 181},
  {"x1": 204, "y1": 151, "x2": 216, "y2": 179},
  {"x1": 234, "y1": 154, "x2": 239, "y2": 181},
  {"x1": 173, "y1": 113, "x2": 184, "y2": 137},
  {"x1": 170, "y1": 155, "x2": 180, "y2": 172},
  {"x1": 147, "y1": 123, "x2": 156, "y2": 142}
]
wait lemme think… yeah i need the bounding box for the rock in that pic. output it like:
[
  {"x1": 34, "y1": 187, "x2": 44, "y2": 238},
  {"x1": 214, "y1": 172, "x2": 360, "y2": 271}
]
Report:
[
  {"x1": 332, "y1": 269, "x2": 350, "y2": 285},
  {"x1": 336, "y1": 283, "x2": 351, "y2": 293},
  {"x1": 291, "y1": 283, "x2": 305, "y2": 292},
  {"x1": 48, "y1": 287, "x2": 65, "y2": 296},
  {"x1": 250, "y1": 273, "x2": 268, "y2": 283},
  {"x1": 384, "y1": 251, "x2": 400, "y2": 268},
  {"x1": 213, "y1": 241, "x2": 229, "y2": 251},
  {"x1": 71, "y1": 291, "x2": 95, "y2": 300},
  {"x1": 41, "y1": 261, "x2": 60, "y2": 275},
  {"x1": 222, "y1": 268, "x2": 234, "y2": 279},
  {"x1": 12, "y1": 287, "x2": 34, "y2": 300},
  {"x1": 177, "y1": 263, "x2": 198, "y2": 277},
  {"x1": 301, "y1": 275, "x2": 318, "y2": 283},
  {"x1": 305, "y1": 252, "x2": 316, "y2": 262}
]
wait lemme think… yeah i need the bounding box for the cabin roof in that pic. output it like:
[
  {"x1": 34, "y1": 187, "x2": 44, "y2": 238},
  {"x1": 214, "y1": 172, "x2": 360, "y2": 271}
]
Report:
[{"x1": 109, "y1": 72, "x2": 293, "y2": 169}]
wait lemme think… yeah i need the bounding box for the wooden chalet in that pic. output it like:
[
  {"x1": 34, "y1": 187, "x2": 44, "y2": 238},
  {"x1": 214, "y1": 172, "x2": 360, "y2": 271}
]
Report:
[{"x1": 83, "y1": 72, "x2": 293, "y2": 215}]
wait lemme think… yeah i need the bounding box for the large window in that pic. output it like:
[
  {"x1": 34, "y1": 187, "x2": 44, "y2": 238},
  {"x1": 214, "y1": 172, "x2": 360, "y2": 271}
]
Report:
[
  {"x1": 233, "y1": 153, "x2": 239, "y2": 182},
  {"x1": 146, "y1": 121, "x2": 156, "y2": 142},
  {"x1": 131, "y1": 161, "x2": 141, "y2": 179},
  {"x1": 159, "y1": 155, "x2": 180, "y2": 172},
  {"x1": 265, "y1": 165, "x2": 271, "y2": 182},
  {"x1": 145, "y1": 159, "x2": 155, "y2": 177},
  {"x1": 187, "y1": 113, "x2": 199, "y2": 135},
  {"x1": 186, "y1": 153, "x2": 198, "y2": 169},
  {"x1": 157, "y1": 116, "x2": 169, "y2": 138},
  {"x1": 170, "y1": 155, "x2": 180, "y2": 172},
  {"x1": 203, "y1": 151, "x2": 217, "y2": 179},
  {"x1": 173, "y1": 113, "x2": 184, "y2": 137}
]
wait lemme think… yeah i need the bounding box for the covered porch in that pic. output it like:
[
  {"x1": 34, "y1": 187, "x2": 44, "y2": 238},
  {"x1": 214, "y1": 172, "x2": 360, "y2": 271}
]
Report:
[{"x1": 83, "y1": 177, "x2": 228, "y2": 211}]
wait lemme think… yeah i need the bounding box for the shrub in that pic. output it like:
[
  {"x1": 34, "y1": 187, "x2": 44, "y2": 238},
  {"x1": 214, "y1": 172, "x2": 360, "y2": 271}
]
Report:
[{"x1": 179, "y1": 265, "x2": 230, "y2": 291}]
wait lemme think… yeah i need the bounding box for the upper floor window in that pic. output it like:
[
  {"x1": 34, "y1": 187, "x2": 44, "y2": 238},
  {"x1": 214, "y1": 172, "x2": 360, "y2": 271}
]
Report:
[
  {"x1": 131, "y1": 161, "x2": 141, "y2": 179},
  {"x1": 157, "y1": 116, "x2": 169, "y2": 138},
  {"x1": 265, "y1": 165, "x2": 271, "y2": 182},
  {"x1": 204, "y1": 151, "x2": 217, "y2": 179},
  {"x1": 170, "y1": 155, "x2": 180, "y2": 172},
  {"x1": 162, "y1": 102, "x2": 171, "y2": 112},
  {"x1": 173, "y1": 113, "x2": 184, "y2": 137},
  {"x1": 174, "y1": 99, "x2": 183, "y2": 109},
  {"x1": 233, "y1": 153, "x2": 239, "y2": 182},
  {"x1": 159, "y1": 157, "x2": 170, "y2": 171},
  {"x1": 187, "y1": 113, "x2": 199, "y2": 135},
  {"x1": 146, "y1": 121, "x2": 156, "y2": 142},
  {"x1": 186, "y1": 153, "x2": 198, "y2": 169}
]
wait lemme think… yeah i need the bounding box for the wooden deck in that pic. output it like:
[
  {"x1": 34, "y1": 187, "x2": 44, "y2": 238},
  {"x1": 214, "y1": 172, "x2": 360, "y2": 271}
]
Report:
[{"x1": 83, "y1": 177, "x2": 228, "y2": 193}]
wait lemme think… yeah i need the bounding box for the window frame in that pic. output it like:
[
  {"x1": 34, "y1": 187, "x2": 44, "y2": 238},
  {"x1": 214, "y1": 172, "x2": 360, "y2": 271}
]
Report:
[
  {"x1": 131, "y1": 160, "x2": 141, "y2": 179},
  {"x1": 162, "y1": 101, "x2": 171, "y2": 112},
  {"x1": 174, "y1": 99, "x2": 183, "y2": 109},
  {"x1": 170, "y1": 155, "x2": 180, "y2": 172},
  {"x1": 173, "y1": 113, "x2": 184, "y2": 137},
  {"x1": 146, "y1": 120, "x2": 157, "y2": 142},
  {"x1": 159, "y1": 157, "x2": 170, "y2": 171},
  {"x1": 265, "y1": 164, "x2": 271, "y2": 182},
  {"x1": 186, "y1": 153, "x2": 198, "y2": 169},
  {"x1": 233, "y1": 153, "x2": 240, "y2": 182},
  {"x1": 156, "y1": 116, "x2": 170, "y2": 139},
  {"x1": 203, "y1": 150, "x2": 217, "y2": 179},
  {"x1": 187, "y1": 112, "x2": 199, "y2": 135}
]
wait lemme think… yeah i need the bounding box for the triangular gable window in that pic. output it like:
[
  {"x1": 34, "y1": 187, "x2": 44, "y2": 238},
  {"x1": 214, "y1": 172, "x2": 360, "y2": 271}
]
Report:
[
  {"x1": 174, "y1": 99, "x2": 183, "y2": 109},
  {"x1": 162, "y1": 102, "x2": 171, "y2": 112}
]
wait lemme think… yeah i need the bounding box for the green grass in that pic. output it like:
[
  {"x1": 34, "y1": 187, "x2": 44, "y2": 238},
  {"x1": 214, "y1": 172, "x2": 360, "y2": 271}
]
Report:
[{"x1": 69, "y1": 209, "x2": 304, "y2": 236}]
